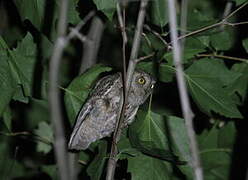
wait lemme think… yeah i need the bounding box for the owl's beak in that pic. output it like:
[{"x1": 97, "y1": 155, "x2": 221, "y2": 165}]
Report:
[{"x1": 151, "y1": 78, "x2": 156, "y2": 89}]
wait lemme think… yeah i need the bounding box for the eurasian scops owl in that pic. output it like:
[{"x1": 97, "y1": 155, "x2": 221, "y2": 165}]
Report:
[{"x1": 68, "y1": 70, "x2": 156, "y2": 150}]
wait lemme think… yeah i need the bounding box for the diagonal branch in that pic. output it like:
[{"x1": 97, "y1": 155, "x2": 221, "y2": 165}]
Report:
[
  {"x1": 106, "y1": 0, "x2": 149, "y2": 179},
  {"x1": 167, "y1": 0, "x2": 203, "y2": 180},
  {"x1": 49, "y1": 9, "x2": 95, "y2": 180}
]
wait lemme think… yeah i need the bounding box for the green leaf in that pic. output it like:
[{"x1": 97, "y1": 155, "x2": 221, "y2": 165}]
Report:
[
  {"x1": 235, "y1": 0, "x2": 248, "y2": 5},
  {"x1": 129, "y1": 109, "x2": 177, "y2": 162},
  {"x1": 27, "y1": 99, "x2": 49, "y2": 129},
  {"x1": 92, "y1": 0, "x2": 116, "y2": 20},
  {"x1": 218, "y1": 122, "x2": 236, "y2": 148},
  {"x1": 210, "y1": 31, "x2": 233, "y2": 51},
  {"x1": 66, "y1": 0, "x2": 80, "y2": 24},
  {"x1": 185, "y1": 58, "x2": 242, "y2": 118},
  {"x1": 158, "y1": 63, "x2": 174, "y2": 83},
  {"x1": 166, "y1": 116, "x2": 194, "y2": 178},
  {"x1": 137, "y1": 61, "x2": 157, "y2": 77},
  {"x1": 127, "y1": 153, "x2": 171, "y2": 180},
  {"x1": 151, "y1": 0, "x2": 168, "y2": 27},
  {"x1": 0, "y1": 37, "x2": 17, "y2": 117},
  {"x1": 225, "y1": 63, "x2": 248, "y2": 104},
  {"x1": 163, "y1": 48, "x2": 204, "y2": 65},
  {"x1": 242, "y1": 38, "x2": 248, "y2": 53},
  {"x1": 87, "y1": 141, "x2": 107, "y2": 180},
  {"x1": 14, "y1": 0, "x2": 80, "y2": 38},
  {"x1": 64, "y1": 64, "x2": 112, "y2": 125},
  {"x1": 10, "y1": 33, "x2": 37, "y2": 98},
  {"x1": 3, "y1": 106, "x2": 12, "y2": 131},
  {"x1": 0, "y1": 138, "x2": 26, "y2": 178},
  {"x1": 34, "y1": 121, "x2": 53, "y2": 153},
  {"x1": 13, "y1": 0, "x2": 47, "y2": 30},
  {"x1": 41, "y1": 165, "x2": 57, "y2": 179},
  {"x1": 198, "y1": 123, "x2": 235, "y2": 179}
]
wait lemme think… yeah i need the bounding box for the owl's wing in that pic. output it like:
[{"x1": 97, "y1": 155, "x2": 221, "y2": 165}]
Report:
[
  {"x1": 68, "y1": 101, "x2": 93, "y2": 150},
  {"x1": 68, "y1": 73, "x2": 122, "y2": 150}
]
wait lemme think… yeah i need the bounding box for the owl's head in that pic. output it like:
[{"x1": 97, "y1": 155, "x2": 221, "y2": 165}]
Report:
[{"x1": 129, "y1": 70, "x2": 156, "y2": 106}]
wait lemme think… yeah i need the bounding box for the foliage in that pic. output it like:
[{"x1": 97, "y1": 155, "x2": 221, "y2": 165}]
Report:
[{"x1": 0, "y1": 0, "x2": 248, "y2": 179}]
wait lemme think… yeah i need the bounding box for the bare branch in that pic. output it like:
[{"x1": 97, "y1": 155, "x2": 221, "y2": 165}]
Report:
[
  {"x1": 106, "y1": 0, "x2": 149, "y2": 179},
  {"x1": 49, "y1": 10, "x2": 95, "y2": 180},
  {"x1": 49, "y1": 0, "x2": 70, "y2": 179},
  {"x1": 144, "y1": 25, "x2": 171, "y2": 50},
  {"x1": 167, "y1": 0, "x2": 203, "y2": 180},
  {"x1": 134, "y1": 52, "x2": 155, "y2": 63},
  {"x1": 224, "y1": 1, "x2": 248, "y2": 20},
  {"x1": 80, "y1": 16, "x2": 104, "y2": 74}
]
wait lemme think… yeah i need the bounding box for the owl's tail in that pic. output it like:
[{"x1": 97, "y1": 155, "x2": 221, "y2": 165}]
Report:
[{"x1": 68, "y1": 124, "x2": 94, "y2": 150}]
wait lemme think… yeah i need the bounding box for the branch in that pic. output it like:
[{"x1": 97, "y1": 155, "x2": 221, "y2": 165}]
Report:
[
  {"x1": 49, "y1": 10, "x2": 95, "y2": 180},
  {"x1": 48, "y1": 0, "x2": 70, "y2": 179},
  {"x1": 167, "y1": 0, "x2": 203, "y2": 179},
  {"x1": 106, "y1": 0, "x2": 149, "y2": 179},
  {"x1": 79, "y1": 16, "x2": 104, "y2": 74}
]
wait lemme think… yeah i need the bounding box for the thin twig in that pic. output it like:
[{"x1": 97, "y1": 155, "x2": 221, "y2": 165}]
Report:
[
  {"x1": 167, "y1": 0, "x2": 203, "y2": 180},
  {"x1": 175, "y1": 1, "x2": 248, "y2": 43},
  {"x1": 134, "y1": 52, "x2": 155, "y2": 63},
  {"x1": 106, "y1": 0, "x2": 149, "y2": 179},
  {"x1": 144, "y1": 25, "x2": 171, "y2": 50},
  {"x1": 224, "y1": 1, "x2": 248, "y2": 20},
  {"x1": 224, "y1": 21, "x2": 248, "y2": 26},
  {"x1": 220, "y1": 1, "x2": 233, "y2": 30},
  {"x1": 196, "y1": 53, "x2": 248, "y2": 63}
]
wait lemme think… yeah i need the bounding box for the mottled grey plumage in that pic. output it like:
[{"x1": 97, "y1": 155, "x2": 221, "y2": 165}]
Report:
[{"x1": 68, "y1": 70, "x2": 156, "y2": 150}]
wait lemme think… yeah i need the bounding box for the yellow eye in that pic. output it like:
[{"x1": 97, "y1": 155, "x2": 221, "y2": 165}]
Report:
[{"x1": 138, "y1": 77, "x2": 146, "y2": 85}]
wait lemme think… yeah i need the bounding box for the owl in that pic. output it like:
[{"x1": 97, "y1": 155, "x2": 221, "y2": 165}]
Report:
[{"x1": 68, "y1": 70, "x2": 156, "y2": 150}]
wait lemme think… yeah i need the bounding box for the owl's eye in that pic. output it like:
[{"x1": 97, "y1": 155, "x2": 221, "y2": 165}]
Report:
[{"x1": 137, "y1": 77, "x2": 146, "y2": 85}]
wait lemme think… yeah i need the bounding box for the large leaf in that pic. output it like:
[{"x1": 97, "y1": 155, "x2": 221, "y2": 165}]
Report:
[
  {"x1": 0, "y1": 37, "x2": 17, "y2": 117},
  {"x1": 10, "y1": 33, "x2": 37, "y2": 97},
  {"x1": 166, "y1": 116, "x2": 194, "y2": 179},
  {"x1": 0, "y1": 33, "x2": 37, "y2": 113},
  {"x1": 185, "y1": 58, "x2": 242, "y2": 118},
  {"x1": 127, "y1": 153, "x2": 171, "y2": 180},
  {"x1": 92, "y1": 0, "x2": 116, "y2": 20},
  {"x1": 129, "y1": 109, "x2": 177, "y2": 162},
  {"x1": 163, "y1": 48, "x2": 204, "y2": 65},
  {"x1": 34, "y1": 121, "x2": 53, "y2": 154},
  {"x1": 159, "y1": 63, "x2": 174, "y2": 83},
  {"x1": 151, "y1": 0, "x2": 168, "y2": 27},
  {"x1": 210, "y1": 31, "x2": 233, "y2": 51},
  {"x1": 64, "y1": 64, "x2": 112, "y2": 125},
  {"x1": 225, "y1": 63, "x2": 248, "y2": 104},
  {"x1": 14, "y1": 0, "x2": 80, "y2": 37},
  {"x1": 198, "y1": 122, "x2": 235, "y2": 179}
]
